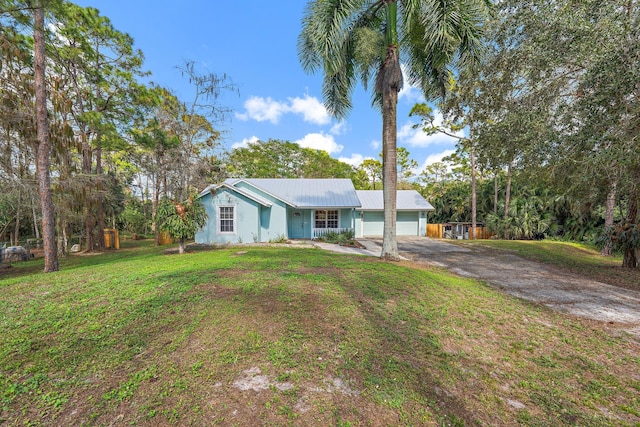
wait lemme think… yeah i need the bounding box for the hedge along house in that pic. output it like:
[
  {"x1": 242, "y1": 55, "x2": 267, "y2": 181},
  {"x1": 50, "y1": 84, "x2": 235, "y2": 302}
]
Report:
[
  {"x1": 355, "y1": 190, "x2": 434, "y2": 238},
  {"x1": 195, "y1": 178, "x2": 361, "y2": 244}
]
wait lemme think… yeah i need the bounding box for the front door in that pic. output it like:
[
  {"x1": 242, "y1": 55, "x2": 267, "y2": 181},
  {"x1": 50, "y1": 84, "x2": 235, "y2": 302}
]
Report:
[{"x1": 288, "y1": 210, "x2": 305, "y2": 238}]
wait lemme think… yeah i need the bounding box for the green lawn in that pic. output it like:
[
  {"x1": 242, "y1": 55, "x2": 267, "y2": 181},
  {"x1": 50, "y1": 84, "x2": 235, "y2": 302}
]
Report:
[{"x1": 1, "y1": 241, "x2": 638, "y2": 426}]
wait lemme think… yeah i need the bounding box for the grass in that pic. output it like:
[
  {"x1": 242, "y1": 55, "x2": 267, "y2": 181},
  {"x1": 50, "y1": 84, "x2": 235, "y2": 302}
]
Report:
[
  {"x1": 0, "y1": 240, "x2": 638, "y2": 426},
  {"x1": 459, "y1": 239, "x2": 640, "y2": 291}
]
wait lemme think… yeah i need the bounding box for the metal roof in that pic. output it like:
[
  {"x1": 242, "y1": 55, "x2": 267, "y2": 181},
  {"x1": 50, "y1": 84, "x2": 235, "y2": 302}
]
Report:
[
  {"x1": 198, "y1": 183, "x2": 273, "y2": 207},
  {"x1": 231, "y1": 178, "x2": 361, "y2": 208},
  {"x1": 355, "y1": 190, "x2": 434, "y2": 211}
]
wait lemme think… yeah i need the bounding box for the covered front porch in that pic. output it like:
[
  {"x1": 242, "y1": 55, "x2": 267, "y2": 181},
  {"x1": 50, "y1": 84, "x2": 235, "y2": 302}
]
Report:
[
  {"x1": 312, "y1": 227, "x2": 353, "y2": 239},
  {"x1": 287, "y1": 207, "x2": 356, "y2": 240}
]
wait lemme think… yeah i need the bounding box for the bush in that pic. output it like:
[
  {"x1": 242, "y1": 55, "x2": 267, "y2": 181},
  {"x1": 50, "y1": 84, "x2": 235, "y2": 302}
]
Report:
[
  {"x1": 268, "y1": 234, "x2": 288, "y2": 243},
  {"x1": 319, "y1": 229, "x2": 355, "y2": 245}
]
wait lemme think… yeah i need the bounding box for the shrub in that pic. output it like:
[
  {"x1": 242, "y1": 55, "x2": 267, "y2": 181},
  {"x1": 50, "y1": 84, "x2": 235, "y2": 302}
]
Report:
[{"x1": 319, "y1": 229, "x2": 355, "y2": 246}]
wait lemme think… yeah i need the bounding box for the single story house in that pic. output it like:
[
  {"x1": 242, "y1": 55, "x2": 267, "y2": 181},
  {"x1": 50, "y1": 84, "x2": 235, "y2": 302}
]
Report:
[{"x1": 195, "y1": 178, "x2": 433, "y2": 244}]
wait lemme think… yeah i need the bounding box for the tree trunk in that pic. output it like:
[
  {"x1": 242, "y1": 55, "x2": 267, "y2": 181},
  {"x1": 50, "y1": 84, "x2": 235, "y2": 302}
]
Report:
[
  {"x1": 504, "y1": 160, "x2": 513, "y2": 219},
  {"x1": 380, "y1": 52, "x2": 400, "y2": 261},
  {"x1": 33, "y1": 3, "x2": 58, "y2": 272},
  {"x1": 153, "y1": 168, "x2": 160, "y2": 246},
  {"x1": 622, "y1": 170, "x2": 638, "y2": 268},
  {"x1": 95, "y1": 65, "x2": 106, "y2": 249},
  {"x1": 14, "y1": 187, "x2": 21, "y2": 246},
  {"x1": 601, "y1": 179, "x2": 617, "y2": 256},
  {"x1": 179, "y1": 237, "x2": 186, "y2": 254},
  {"x1": 494, "y1": 171, "x2": 499, "y2": 215},
  {"x1": 56, "y1": 216, "x2": 66, "y2": 256},
  {"x1": 82, "y1": 142, "x2": 96, "y2": 251},
  {"x1": 470, "y1": 141, "x2": 477, "y2": 240},
  {"x1": 96, "y1": 140, "x2": 106, "y2": 249},
  {"x1": 31, "y1": 192, "x2": 40, "y2": 240},
  {"x1": 379, "y1": 2, "x2": 400, "y2": 261}
]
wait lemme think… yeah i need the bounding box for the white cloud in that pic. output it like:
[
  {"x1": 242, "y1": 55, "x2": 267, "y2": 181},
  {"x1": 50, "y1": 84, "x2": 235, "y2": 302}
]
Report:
[
  {"x1": 236, "y1": 94, "x2": 330, "y2": 125},
  {"x1": 289, "y1": 95, "x2": 331, "y2": 125},
  {"x1": 397, "y1": 113, "x2": 464, "y2": 148},
  {"x1": 399, "y1": 84, "x2": 424, "y2": 104},
  {"x1": 338, "y1": 153, "x2": 366, "y2": 166},
  {"x1": 231, "y1": 136, "x2": 259, "y2": 150},
  {"x1": 330, "y1": 121, "x2": 347, "y2": 135},
  {"x1": 398, "y1": 64, "x2": 425, "y2": 104},
  {"x1": 423, "y1": 149, "x2": 456, "y2": 166},
  {"x1": 235, "y1": 97, "x2": 288, "y2": 124},
  {"x1": 370, "y1": 139, "x2": 381, "y2": 150},
  {"x1": 415, "y1": 149, "x2": 456, "y2": 175},
  {"x1": 294, "y1": 133, "x2": 344, "y2": 154}
]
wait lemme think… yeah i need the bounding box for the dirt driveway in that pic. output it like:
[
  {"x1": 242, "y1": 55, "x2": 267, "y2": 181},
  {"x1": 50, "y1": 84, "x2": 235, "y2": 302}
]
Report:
[{"x1": 364, "y1": 237, "x2": 640, "y2": 340}]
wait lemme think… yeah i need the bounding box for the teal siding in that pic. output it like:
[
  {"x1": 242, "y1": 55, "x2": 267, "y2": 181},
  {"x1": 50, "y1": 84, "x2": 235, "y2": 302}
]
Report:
[
  {"x1": 355, "y1": 215, "x2": 363, "y2": 238},
  {"x1": 419, "y1": 211, "x2": 427, "y2": 237},
  {"x1": 339, "y1": 209, "x2": 354, "y2": 229},
  {"x1": 195, "y1": 189, "x2": 262, "y2": 244},
  {"x1": 235, "y1": 181, "x2": 289, "y2": 241}
]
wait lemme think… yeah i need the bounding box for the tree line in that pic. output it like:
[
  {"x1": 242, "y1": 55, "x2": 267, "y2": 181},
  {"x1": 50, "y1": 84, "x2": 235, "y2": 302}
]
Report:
[
  {"x1": 0, "y1": 1, "x2": 232, "y2": 270},
  {"x1": 1, "y1": 0, "x2": 638, "y2": 271}
]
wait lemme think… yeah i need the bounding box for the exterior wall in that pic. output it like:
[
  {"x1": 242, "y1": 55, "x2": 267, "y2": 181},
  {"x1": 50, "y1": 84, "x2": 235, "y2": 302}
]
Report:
[
  {"x1": 258, "y1": 199, "x2": 287, "y2": 242},
  {"x1": 339, "y1": 208, "x2": 354, "y2": 229},
  {"x1": 419, "y1": 211, "x2": 427, "y2": 237},
  {"x1": 196, "y1": 189, "x2": 262, "y2": 244},
  {"x1": 234, "y1": 181, "x2": 289, "y2": 241},
  {"x1": 355, "y1": 215, "x2": 363, "y2": 238}
]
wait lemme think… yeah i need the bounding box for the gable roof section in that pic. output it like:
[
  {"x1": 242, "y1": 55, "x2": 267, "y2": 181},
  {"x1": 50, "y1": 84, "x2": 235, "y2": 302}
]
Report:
[
  {"x1": 227, "y1": 178, "x2": 361, "y2": 209},
  {"x1": 198, "y1": 183, "x2": 272, "y2": 207},
  {"x1": 356, "y1": 190, "x2": 434, "y2": 211}
]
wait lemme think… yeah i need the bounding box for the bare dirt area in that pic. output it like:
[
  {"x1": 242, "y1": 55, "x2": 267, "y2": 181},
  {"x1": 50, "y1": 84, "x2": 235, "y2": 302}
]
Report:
[{"x1": 366, "y1": 237, "x2": 640, "y2": 341}]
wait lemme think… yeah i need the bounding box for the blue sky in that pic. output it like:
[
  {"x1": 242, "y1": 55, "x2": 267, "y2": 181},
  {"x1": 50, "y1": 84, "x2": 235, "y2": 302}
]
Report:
[{"x1": 76, "y1": 1, "x2": 460, "y2": 173}]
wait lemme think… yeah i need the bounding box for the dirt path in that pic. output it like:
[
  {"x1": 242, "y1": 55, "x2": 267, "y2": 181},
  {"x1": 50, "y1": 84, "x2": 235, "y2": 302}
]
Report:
[{"x1": 364, "y1": 237, "x2": 640, "y2": 341}]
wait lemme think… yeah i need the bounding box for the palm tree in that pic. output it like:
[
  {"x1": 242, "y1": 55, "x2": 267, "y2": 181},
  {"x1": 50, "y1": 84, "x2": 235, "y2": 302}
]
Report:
[{"x1": 299, "y1": 0, "x2": 491, "y2": 260}]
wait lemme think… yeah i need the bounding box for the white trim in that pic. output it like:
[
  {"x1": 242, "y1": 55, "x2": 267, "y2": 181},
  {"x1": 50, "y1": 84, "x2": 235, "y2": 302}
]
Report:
[
  {"x1": 217, "y1": 205, "x2": 236, "y2": 235},
  {"x1": 201, "y1": 183, "x2": 272, "y2": 207}
]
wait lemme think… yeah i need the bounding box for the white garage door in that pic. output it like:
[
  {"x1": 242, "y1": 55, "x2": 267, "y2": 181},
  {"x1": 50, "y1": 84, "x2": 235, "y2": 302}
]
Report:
[
  {"x1": 362, "y1": 211, "x2": 384, "y2": 236},
  {"x1": 396, "y1": 211, "x2": 419, "y2": 235},
  {"x1": 361, "y1": 211, "x2": 419, "y2": 236}
]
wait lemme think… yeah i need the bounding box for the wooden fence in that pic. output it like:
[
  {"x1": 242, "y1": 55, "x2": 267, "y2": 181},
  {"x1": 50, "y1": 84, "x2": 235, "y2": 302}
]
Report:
[{"x1": 426, "y1": 224, "x2": 493, "y2": 240}]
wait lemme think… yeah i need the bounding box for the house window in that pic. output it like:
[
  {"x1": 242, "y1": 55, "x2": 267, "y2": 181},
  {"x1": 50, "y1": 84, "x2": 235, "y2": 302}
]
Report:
[
  {"x1": 218, "y1": 206, "x2": 235, "y2": 234},
  {"x1": 315, "y1": 210, "x2": 339, "y2": 228}
]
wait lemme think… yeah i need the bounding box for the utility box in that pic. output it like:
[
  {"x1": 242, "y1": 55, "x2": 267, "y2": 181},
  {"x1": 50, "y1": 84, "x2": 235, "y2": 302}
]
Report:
[{"x1": 104, "y1": 229, "x2": 120, "y2": 249}]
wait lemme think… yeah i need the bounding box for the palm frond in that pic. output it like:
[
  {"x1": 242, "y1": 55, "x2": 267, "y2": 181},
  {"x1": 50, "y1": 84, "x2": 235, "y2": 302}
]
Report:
[
  {"x1": 401, "y1": 0, "x2": 491, "y2": 100},
  {"x1": 299, "y1": 0, "x2": 386, "y2": 118}
]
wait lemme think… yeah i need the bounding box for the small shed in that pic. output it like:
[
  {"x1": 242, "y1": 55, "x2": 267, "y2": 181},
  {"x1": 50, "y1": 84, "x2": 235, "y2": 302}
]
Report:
[{"x1": 427, "y1": 222, "x2": 492, "y2": 239}]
